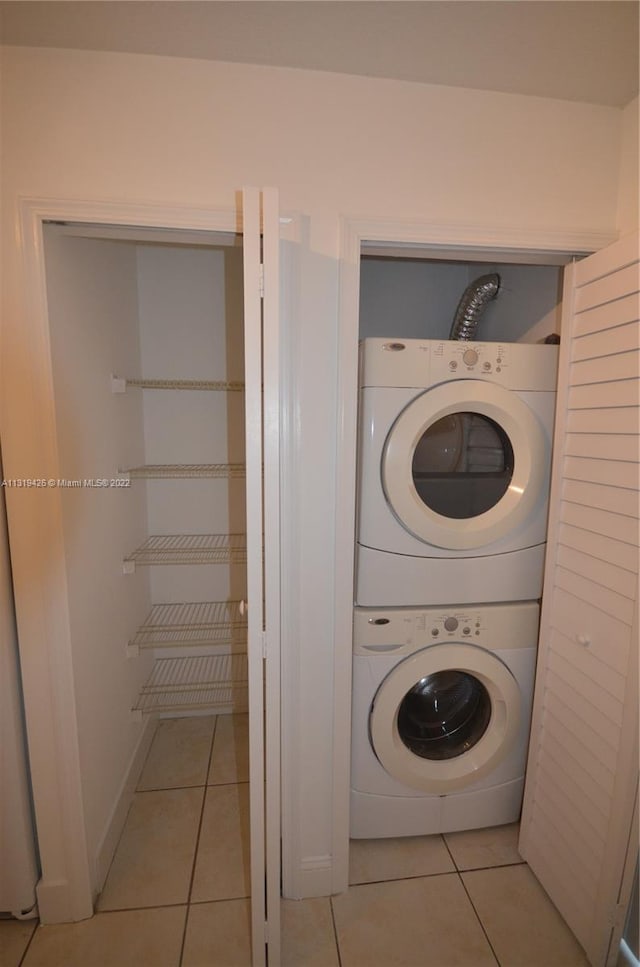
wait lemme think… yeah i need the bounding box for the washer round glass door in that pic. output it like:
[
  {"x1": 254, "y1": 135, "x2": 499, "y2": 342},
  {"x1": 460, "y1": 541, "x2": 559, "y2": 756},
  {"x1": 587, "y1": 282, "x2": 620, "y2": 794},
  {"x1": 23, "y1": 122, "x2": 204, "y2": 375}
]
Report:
[
  {"x1": 382, "y1": 380, "x2": 547, "y2": 550},
  {"x1": 369, "y1": 643, "x2": 521, "y2": 793}
]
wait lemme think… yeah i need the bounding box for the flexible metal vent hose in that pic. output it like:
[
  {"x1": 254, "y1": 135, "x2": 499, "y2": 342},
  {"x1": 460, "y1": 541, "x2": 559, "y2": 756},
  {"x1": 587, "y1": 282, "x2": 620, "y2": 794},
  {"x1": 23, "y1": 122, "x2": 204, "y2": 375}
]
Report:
[{"x1": 449, "y1": 273, "x2": 501, "y2": 341}]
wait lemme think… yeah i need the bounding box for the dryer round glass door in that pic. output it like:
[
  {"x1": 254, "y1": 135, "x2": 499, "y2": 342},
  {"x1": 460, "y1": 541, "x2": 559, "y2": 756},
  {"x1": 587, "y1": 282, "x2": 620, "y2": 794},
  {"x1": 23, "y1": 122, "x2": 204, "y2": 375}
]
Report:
[
  {"x1": 369, "y1": 643, "x2": 521, "y2": 793},
  {"x1": 382, "y1": 380, "x2": 548, "y2": 550}
]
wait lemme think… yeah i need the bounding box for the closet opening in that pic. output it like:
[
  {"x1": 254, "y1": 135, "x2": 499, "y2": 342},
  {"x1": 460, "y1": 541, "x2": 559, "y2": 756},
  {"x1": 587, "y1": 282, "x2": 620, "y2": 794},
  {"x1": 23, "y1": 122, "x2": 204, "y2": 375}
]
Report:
[
  {"x1": 22, "y1": 216, "x2": 262, "y2": 938},
  {"x1": 332, "y1": 226, "x2": 594, "y2": 895}
]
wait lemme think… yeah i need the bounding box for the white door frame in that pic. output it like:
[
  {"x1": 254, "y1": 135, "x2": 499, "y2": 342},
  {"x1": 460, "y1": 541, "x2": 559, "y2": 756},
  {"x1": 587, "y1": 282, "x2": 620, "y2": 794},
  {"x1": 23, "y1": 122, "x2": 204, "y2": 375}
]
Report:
[
  {"x1": 332, "y1": 214, "x2": 616, "y2": 892},
  {"x1": 242, "y1": 186, "x2": 283, "y2": 965},
  {"x1": 2, "y1": 195, "x2": 293, "y2": 927}
]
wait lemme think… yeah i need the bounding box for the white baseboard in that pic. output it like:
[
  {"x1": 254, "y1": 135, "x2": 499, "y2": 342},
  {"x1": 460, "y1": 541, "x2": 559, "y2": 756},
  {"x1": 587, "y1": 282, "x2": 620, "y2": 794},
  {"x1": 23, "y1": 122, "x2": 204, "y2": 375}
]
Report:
[
  {"x1": 283, "y1": 855, "x2": 334, "y2": 899},
  {"x1": 93, "y1": 717, "x2": 157, "y2": 897},
  {"x1": 36, "y1": 877, "x2": 93, "y2": 925}
]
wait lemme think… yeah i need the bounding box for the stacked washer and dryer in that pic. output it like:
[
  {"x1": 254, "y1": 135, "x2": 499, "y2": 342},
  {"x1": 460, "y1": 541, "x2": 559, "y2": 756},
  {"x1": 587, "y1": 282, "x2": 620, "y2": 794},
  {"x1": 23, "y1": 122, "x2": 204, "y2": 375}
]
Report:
[{"x1": 351, "y1": 275, "x2": 559, "y2": 839}]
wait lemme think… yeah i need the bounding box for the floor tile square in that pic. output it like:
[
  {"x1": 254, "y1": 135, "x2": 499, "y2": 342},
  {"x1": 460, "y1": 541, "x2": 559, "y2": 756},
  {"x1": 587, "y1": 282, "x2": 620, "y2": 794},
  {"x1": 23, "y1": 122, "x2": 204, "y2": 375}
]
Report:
[
  {"x1": 462, "y1": 864, "x2": 590, "y2": 966},
  {"x1": 190, "y1": 783, "x2": 250, "y2": 902},
  {"x1": 349, "y1": 834, "x2": 455, "y2": 885},
  {"x1": 21, "y1": 907, "x2": 185, "y2": 967},
  {"x1": 208, "y1": 713, "x2": 249, "y2": 785},
  {"x1": 182, "y1": 899, "x2": 251, "y2": 966},
  {"x1": 0, "y1": 918, "x2": 37, "y2": 967},
  {"x1": 137, "y1": 716, "x2": 215, "y2": 790},
  {"x1": 97, "y1": 787, "x2": 204, "y2": 910},
  {"x1": 444, "y1": 822, "x2": 523, "y2": 871},
  {"x1": 332, "y1": 872, "x2": 498, "y2": 967},
  {"x1": 282, "y1": 897, "x2": 340, "y2": 967}
]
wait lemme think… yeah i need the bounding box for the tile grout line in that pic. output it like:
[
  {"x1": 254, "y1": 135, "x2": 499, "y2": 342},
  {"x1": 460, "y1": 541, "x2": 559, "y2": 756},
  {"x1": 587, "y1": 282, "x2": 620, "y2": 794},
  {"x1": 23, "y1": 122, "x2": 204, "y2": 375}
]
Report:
[
  {"x1": 16, "y1": 920, "x2": 38, "y2": 967},
  {"x1": 440, "y1": 833, "x2": 502, "y2": 967},
  {"x1": 177, "y1": 714, "x2": 219, "y2": 967},
  {"x1": 440, "y1": 832, "x2": 459, "y2": 872},
  {"x1": 329, "y1": 894, "x2": 344, "y2": 967},
  {"x1": 457, "y1": 871, "x2": 503, "y2": 967}
]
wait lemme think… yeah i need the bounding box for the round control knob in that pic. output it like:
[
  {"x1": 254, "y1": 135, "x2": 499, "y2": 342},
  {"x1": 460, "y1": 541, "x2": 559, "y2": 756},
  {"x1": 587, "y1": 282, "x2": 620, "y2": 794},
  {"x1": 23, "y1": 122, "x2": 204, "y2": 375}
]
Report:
[
  {"x1": 431, "y1": 628, "x2": 439, "y2": 636},
  {"x1": 444, "y1": 617, "x2": 458, "y2": 632},
  {"x1": 463, "y1": 627, "x2": 471, "y2": 635},
  {"x1": 483, "y1": 361, "x2": 491, "y2": 370},
  {"x1": 463, "y1": 349, "x2": 478, "y2": 366}
]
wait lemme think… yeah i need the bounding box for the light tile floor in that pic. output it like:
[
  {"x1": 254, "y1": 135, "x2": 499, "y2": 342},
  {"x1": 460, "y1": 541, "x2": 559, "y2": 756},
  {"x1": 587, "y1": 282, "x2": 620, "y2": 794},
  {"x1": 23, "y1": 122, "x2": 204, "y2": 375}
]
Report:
[{"x1": 2, "y1": 714, "x2": 590, "y2": 967}]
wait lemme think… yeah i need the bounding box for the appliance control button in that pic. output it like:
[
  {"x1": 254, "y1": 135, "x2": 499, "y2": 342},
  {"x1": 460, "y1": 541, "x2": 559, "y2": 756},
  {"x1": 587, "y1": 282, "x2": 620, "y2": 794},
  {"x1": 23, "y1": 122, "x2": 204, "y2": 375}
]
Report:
[
  {"x1": 463, "y1": 349, "x2": 478, "y2": 366},
  {"x1": 449, "y1": 360, "x2": 458, "y2": 369},
  {"x1": 463, "y1": 627, "x2": 471, "y2": 635},
  {"x1": 483, "y1": 361, "x2": 491, "y2": 370},
  {"x1": 431, "y1": 628, "x2": 439, "y2": 636},
  {"x1": 444, "y1": 617, "x2": 458, "y2": 632},
  {"x1": 369, "y1": 617, "x2": 390, "y2": 625},
  {"x1": 383, "y1": 342, "x2": 405, "y2": 351}
]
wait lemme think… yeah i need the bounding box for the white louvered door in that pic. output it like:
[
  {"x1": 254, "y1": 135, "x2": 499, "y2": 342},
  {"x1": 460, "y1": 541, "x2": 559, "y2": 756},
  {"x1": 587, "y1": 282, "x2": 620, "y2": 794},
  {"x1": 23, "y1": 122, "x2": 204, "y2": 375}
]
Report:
[{"x1": 519, "y1": 232, "x2": 639, "y2": 967}]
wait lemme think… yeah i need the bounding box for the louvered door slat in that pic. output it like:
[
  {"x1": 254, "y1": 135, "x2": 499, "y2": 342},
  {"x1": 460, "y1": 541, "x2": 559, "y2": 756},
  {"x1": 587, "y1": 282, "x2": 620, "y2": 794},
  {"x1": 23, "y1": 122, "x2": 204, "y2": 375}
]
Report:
[
  {"x1": 555, "y1": 566, "x2": 635, "y2": 623},
  {"x1": 520, "y1": 232, "x2": 639, "y2": 967},
  {"x1": 538, "y1": 727, "x2": 613, "y2": 818},
  {"x1": 571, "y1": 349, "x2": 639, "y2": 384},
  {"x1": 566, "y1": 406, "x2": 639, "y2": 435},
  {"x1": 544, "y1": 678, "x2": 620, "y2": 767},
  {"x1": 535, "y1": 758, "x2": 609, "y2": 851},
  {"x1": 544, "y1": 694, "x2": 618, "y2": 778},
  {"x1": 563, "y1": 478, "x2": 639, "y2": 517},
  {"x1": 524, "y1": 836, "x2": 593, "y2": 943},
  {"x1": 549, "y1": 628, "x2": 627, "y2": 705},
  {"x1": 532, "y1": 792, "x2": 603, "y2": 882},
  {"x1": 574, "y1": 263, "x2": 639, "y2": 312},
  {"x1": 561, "y1": 501, "x2": 639, "y2": 545},
  {"x1": 568, "y1": 379, "x2": 638, "y2": 409},
  {"x1": 564, "y1": 455, "x2": 638, "y2": 488},
  {"x1": 536, "y1": 755, "x2": 610, "y2": 842},
  {"x1": 573, "y1": 292, "x2": 639, "y2": 336},
  {"x1": 565, "y1": 432, "x2": 638, "y2": 461},
  {"x1": 551, "y1": 587, "x2": 631, "y2": 675},
  {"x1": 559, "y1": 523, "x2": 639, "y2": 573},
  {"x1": 572, "y1": 320, "x2": 639, "y2": 360},
  {"x1": 557, "y1": 544, "x2": 637, "y2": 598}
]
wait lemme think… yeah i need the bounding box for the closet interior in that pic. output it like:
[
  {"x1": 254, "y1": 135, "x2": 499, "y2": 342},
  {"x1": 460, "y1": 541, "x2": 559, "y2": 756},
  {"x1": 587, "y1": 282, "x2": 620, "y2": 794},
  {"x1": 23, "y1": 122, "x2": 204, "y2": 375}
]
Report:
[
  {"x1": 41, "y1": 222, "x2": 248, "y2": 895},
  {"x1": 359, "y1": 252, "x2": 565, "y2": 342}
]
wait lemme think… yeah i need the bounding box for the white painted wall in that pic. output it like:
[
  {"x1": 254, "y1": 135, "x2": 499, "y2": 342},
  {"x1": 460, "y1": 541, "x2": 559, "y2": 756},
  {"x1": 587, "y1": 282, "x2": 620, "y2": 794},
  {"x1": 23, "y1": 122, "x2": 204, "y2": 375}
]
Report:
[
  {"x1": 0, "y1": 45, "x2": 631, "y2": 897},
  {"x1": 617, "y1": 95, "x2": 639, "y2": 236}
]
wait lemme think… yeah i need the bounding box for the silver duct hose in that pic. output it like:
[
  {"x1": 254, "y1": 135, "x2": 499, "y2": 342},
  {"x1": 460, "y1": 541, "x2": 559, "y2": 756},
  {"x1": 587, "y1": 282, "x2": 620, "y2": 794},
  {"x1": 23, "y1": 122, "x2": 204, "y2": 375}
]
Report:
[{"x1": 449, "y1": 273, "x2": 501, "y2": 341}]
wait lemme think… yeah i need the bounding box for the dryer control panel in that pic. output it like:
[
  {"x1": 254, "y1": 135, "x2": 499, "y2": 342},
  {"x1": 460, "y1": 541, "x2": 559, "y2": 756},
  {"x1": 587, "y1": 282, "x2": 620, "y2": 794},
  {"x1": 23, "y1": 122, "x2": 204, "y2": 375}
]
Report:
[
  {"x1": 359, "y1": 338, "x2": 559, "y2": 392},
  {"x1": 353, "y1": 602, "x2": 540, "y2": 656}
]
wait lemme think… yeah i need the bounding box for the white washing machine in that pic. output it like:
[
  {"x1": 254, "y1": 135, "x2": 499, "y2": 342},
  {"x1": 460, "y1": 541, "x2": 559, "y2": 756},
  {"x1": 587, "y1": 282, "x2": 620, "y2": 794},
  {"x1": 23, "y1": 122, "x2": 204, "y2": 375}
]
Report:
[
  {"x1": 356, "y1": 338, "x2": 558, "y2": 606},
  {"x1": 350, "y1": 601, "x2": 539, "y2": 838}
]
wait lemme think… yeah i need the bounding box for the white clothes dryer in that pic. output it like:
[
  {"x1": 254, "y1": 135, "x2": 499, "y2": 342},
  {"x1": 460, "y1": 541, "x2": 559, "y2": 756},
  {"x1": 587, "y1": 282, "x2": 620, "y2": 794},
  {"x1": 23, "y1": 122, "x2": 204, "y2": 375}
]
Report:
[
  {"x1": 355, "y1": 338, "x2": 558, "y2": 606},
  {"x1": 350, "y1": 601, "x2": 539, "y2": 838}
]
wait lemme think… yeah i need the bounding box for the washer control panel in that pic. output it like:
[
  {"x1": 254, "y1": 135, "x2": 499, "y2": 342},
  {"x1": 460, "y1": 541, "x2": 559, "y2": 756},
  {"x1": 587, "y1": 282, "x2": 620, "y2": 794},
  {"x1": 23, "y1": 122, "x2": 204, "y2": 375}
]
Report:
[
  {"x1": 424, "y1": 610, "x2": 481, "y2": 640},
  {"x1": 354, "y1": 602, "x2": 540, "y2": 655}
]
